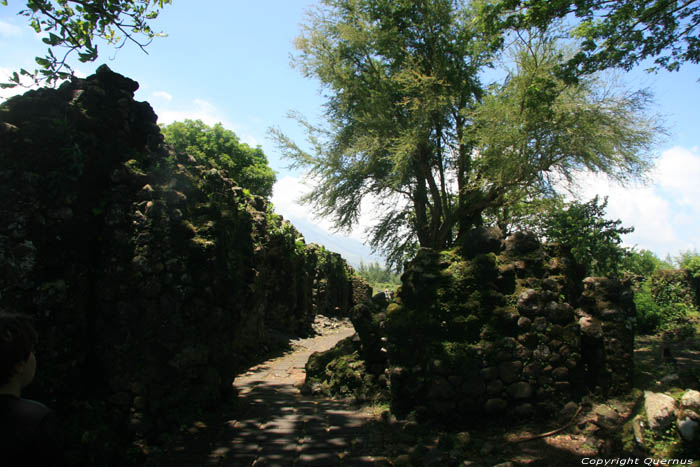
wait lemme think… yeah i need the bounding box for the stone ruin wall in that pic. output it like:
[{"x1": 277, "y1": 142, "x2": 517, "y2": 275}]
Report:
[
  {"x1": 0, "y1": 66, "x2": 371, "y2": 465},
  {"x1": 379, "y1": 229, "x2": 636, "y2": 423}
]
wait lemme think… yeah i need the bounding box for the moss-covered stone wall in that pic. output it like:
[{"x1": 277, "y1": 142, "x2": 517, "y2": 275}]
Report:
[
  {"x1": 0, "y1": 66, "x2": 370, "y2": 465},
  {"x1": 385, "y1": 228, "x2": 635, "y2": 423}
]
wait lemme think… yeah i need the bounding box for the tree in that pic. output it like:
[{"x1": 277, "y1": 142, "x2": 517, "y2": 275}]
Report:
[
  {"x1": 537, "y1": 195, "x2": 633, "y2": 276},
  {"x1": 162, "y1": 120, "x2": 276, "y2": 198},
  {"x1": 357, "y1": 261, "x2": 401, "y2": 285},
  {"x1": 675, "y1": 249, "x2": 700, "y2": 270},
  {"x1": 1, "y1": 0, "x2": 171, "y2": 87},
  {"x1": 271, "y1": 0, "x2": 659, "y2": 268},
  {"x1": 621, "y1": 248, "x2": 671, "y2": 277},
  {"x1": 479, "y1": 0, "x2": 700, "y2": 76}
]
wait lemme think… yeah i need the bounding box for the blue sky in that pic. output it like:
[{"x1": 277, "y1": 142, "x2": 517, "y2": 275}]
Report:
[{"x1": 2, "y1": 0, "x2": 699, "y2": 265}]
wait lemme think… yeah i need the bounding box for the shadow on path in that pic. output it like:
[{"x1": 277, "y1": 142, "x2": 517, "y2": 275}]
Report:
[
  {"x1": 157, "y1": 325, "x2": 655, "y2": 466},
  {"x1": 160, "y1": 326, "x2": 384, "y2": 466},
  {"x1": 203, "y1": 383, "x2": 375, "y2": 466}
]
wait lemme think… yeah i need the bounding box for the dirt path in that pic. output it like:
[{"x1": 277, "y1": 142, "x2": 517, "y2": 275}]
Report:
[{"x1": 159, "y1": 324, "x2": 387, "y2": 466}]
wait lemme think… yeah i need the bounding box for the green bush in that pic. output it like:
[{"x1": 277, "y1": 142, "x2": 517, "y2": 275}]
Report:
[
  {"x1": 677, "y1": 250, "x2": 700, "y2": 306},
  {"x1": 537, "y1": 196, "x2": 633, "y2": 277},
  {"x1": 621, "y1": 248, "x2": 671, "y2": 277},
  {"x1": 634, "y1": 281, "x2": 661, "y2": 333},
  {"x1": 650, "y1": 269, "x2": 695, "y2": 309},
  {"x1": 161, "y1": 120, "x2": 276, "y2": 198},
  {"x1": 635, "y1": 267, "x2": 699, "y2": 336}
]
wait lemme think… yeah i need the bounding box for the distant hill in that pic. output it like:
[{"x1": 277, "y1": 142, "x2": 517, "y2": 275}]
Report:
[{"x1": 273, "y1": 214, "x2": 385, "y2": 269}]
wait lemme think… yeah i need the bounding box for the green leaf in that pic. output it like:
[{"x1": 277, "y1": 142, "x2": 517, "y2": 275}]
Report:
[
  {"x1": 48, "y1": 32, "x2": 62, "y2": 45},
  {"x1": 78, "y1": 52, "x2": 96, "y2": 62},
  {"x1": 4, "y1": 0, "x2": 171, "y2": 86}
]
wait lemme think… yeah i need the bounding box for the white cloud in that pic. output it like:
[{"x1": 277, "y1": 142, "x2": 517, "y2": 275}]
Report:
[
  {"x1": 240, "y1": 134, "x2": 259, "y2": 147},
  {"x1": 654, "y1": 146, "x2": 700, "y2": 206},
  {"x1": 575, "y1": 146, "x2": 700, "y2": 258},
  {"x1": 271, "y1": 175, "x2": 388, "y2": 265},
  {"x1": 152, "y1": 98, "x2": 259, "y2": 146},
  {"x1": 152, "y1": 90, "x2": 172, "y2": 101},
  {"x1": 271, "y1": 175, "x2": 399, "y2": 244},
  {"x1": 0, "y1": 67, "x2": 39, "y2": 101},
  {"x1": 154, "y1": 98, "x2": 225, "y2": 127},
  {"x1": 271, "y1": 176, "x2": 335, "y2": 232},
  {"x1": 0, "y1": 20, "x2": 23, "y2": 38}
]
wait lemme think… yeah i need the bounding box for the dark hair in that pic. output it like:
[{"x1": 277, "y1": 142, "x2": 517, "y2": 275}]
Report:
[{"x1": 0, "y1": 312, "x2": 38, "y2": 386}]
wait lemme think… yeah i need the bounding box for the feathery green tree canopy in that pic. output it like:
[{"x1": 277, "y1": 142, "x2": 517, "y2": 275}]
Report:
[
  {"x1": 479, "y1": 0, "x2": 700, "y2": 77},
  {"x1": 271, "y1": 0, "x2": 660, "y2": 269}
]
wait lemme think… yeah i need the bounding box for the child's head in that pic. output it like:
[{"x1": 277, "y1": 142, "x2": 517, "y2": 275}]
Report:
[{"x1": 0, "y1": 312, "x2": 38, "y2": 388}]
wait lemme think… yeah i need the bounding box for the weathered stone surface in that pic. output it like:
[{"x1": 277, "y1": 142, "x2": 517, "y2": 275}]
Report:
[
  {"x1": 533, "y1": 344, "x2": 551, "y2": 360},
  {"x1": 505, "y1": 231, "x2": 540, "y2": 254},
  {"x1": 455, "y1": 431, "x2": 471, "y2": 447},
  {"x1": 541, "y1": 277, "x2": 559, "y2": 291},
  {"x1": 428, "y1": 377, "x2": 455, "y2": 400},
  {"x1": 514, "y1": 344, "x2": 532, "y2": 360},
  {"x1": 515, "y1": 403, "x2": 535, "y2": 417},
  {"x1": 517, "y1": 289, "x2": 541, "y2": 315},
  {"x1": 462, "y1": 377, "x2": 486, "y2": 396},
  {"x1": 461, "y1": 225, "x2": 503, "y2": 257},
  {"x1": 579, "y1": 314, "x2": 603, "y2": 338},
  {"x1": 517, "y1": 316, "x2": 532, "y2": 331},
  {"x1": 679, "y1": 417, "x2": 700, "y2": 442},
  {"x1": 579, "y1": 277, "x2": 636, "y2": 395},
  {"x1": 0, "y1": 67, "x2": 368, "y2": 465},
  {"x1": 547, "y1": 302, "x2": 573, "y2": 324},
  {"x1": 507, "y1": 382, "x2": 533, "y2": 399},
  {"x1": 533, "y1": 316, "x2": 547, "y2": 331},
  {"x1": 485, "y1": 398, "x2": 508, "y2": 413},
  {"x1": 350, "y1": 299, "x2": 387, "y2": 372},
  {"x1": 552, "y1": 367, "x2": 569, "y2": 381},
  {"x1": 523, "y1": 362, "x2": 541, "y2": 379},
  {"x1": 644, "y1": 391, "x2": 677, "y2": 432},
  {"x1": 590, "y1": 404, "x2": 622, "y2": 430},
  {"x1": 560, "y1": 401, "x2": 579, "y2": 419},
  {"x1": 481, "y1": 367, "x2": 499, "y2": 381},
  {"x1": 681, "y1": 389, "x2": 700, "y2": 411},
  {"x1": 487, "y1": 380, "x2": 504, "y2": 395},
  {"x1": 499, "y1": 361, "x2": 523, "y2": 384}
]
